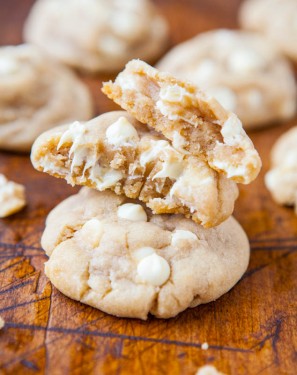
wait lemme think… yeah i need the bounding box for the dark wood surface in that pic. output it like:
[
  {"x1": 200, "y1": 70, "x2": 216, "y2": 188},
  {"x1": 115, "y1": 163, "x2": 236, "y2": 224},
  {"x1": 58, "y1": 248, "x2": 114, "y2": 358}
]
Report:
[{"x1": 0, "y1": 0, "x2": 296, "y2": 374}]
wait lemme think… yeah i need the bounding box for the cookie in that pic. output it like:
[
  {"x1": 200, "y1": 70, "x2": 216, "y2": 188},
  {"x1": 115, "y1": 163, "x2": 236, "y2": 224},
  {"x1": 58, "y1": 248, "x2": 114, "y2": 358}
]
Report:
[
  {"x1": 24, "y1": 0, "x2": 169, "y2": 73},
  {"x1": 157, "y1": 29, "x2": 297, "y2": 129},
  {"x1": 0, "y1": 174, "x2": 26, "y2": 218},
  {"x1": 42, "y1": 187, "x2": 250, "y2": 320},
  {"x1": 102, "y1": 60, "x2": 262, "y2": 184},
  {"x1": 0, "y1": 44, "x2": 93, "y2": 152},
  {"x1": 265, "y1": 125, "x2": 297, "y2": 213},
  {"x1": 240, "y1": 0, "x2": 297, "y2": 62},
  {"x1": 31, "y1": 111, "x2": 238, "y2": 228}
]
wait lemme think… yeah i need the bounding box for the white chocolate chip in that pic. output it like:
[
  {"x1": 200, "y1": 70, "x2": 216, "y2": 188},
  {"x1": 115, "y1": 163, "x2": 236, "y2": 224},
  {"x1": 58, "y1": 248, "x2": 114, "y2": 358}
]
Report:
[
  {"x1": 159, "y1": 84, "x2": 190, "y2": 104},
  {"x1": 117, "y1": 203, "x2": 147, "y2": 222},
  {"x1": 153, "y1": 158, "x2": 184, "y2": 180},
  {"x1": 106, "y1": 117, "x2": 139, "y2": 147},
  {"x1": 140, "y1": 140, "x2": 169, "y2": 166},
  {"x1": 0, "y1": 57, "x2": 19, "y2": 75},
  {"x1": 212, "y1": 159, "x2": 247, "y2": 180},
  {"x1": 171, "y1": 230, "x2": 198, "y2": 246},
  {"x1": 221, "y1": 114, "x2": 245, "y2": 143},
  {"x1": 89, "y1": 165, "x2": 123, "y2": 190},
  {"x1": 172, "y1": 131, "x2": 189, "y2": 153},
  {"x1": 133, "y1": 247, "x2": 155, "y2": 262},
  {"x1": 57, "y1": 121, "x2": 86, "y2": 150},
  {"x1": 0, "y1": 316, "x2": 4, "y2": 330},
  {"x1": 116, "y1": 74, "x2": 138, "y2": 91},
  {"x1": 137, "y1": 253, "x2": 170, "y2": 287},
  {"x1": 227, "y1": 49, "x2": 265, "y2": 73},
  {"x1": 207, "y1": 86, "x2": 237, "y2": 112},
  {"x1": 80, "y1": 218, "x2": 103, "y2": 248}
]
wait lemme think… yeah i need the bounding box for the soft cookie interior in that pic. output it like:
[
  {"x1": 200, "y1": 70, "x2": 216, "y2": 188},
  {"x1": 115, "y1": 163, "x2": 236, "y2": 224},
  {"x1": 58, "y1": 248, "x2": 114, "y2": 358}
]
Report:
[
  {"x1": 102, "y1": 59, "x2": 262, "y2": 184},
  {"x1": 31, "y1": 111, "x2": 238, "y2": 228}
]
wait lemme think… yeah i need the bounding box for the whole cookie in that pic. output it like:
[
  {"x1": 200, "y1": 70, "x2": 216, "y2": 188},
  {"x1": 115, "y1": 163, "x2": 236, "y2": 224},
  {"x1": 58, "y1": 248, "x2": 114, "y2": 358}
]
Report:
[
  {"x1": 24, "y1": 0, "x2": 169, "y2": 73},
  {"x1": 0, "y1": 44, "x2": 93, "y2": 152},
  {"x1": 157, "y1": 29, "x2": 297, "y2": 129},
  {"x1": 265, "y1": 125, "x2": 297, "y2": 213},
  {"x1": 42, "y1": 188, "x2": 250, "y2": 320},
  {"x1": 240, "y1": 0, "x2": 297, "y2": 62}
]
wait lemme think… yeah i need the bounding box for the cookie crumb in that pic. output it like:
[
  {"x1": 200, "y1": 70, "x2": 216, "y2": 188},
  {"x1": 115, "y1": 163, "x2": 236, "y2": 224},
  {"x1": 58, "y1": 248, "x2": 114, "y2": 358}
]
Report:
[
  {"x1": 201, "y1": 342, "x2": 209, "y2": 350},
  {"x1": 0, "y1": 316, "x2": 5, "y2": 329},
  {"x1": 196, "y1": 365, "x2": 225, "y2": 375},
  {"x1": 0, "y1": 174, "x2": 26, "y2": 218}
]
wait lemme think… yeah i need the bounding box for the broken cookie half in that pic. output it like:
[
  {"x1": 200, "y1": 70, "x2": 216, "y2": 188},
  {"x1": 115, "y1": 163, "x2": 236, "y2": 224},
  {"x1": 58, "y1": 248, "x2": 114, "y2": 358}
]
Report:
[
  {"x1": 31, "y1": 111, "x2": 238, "y2": 228},
  {"x1": 102, "y1": 59, "x2": 261, "y2": 184}
]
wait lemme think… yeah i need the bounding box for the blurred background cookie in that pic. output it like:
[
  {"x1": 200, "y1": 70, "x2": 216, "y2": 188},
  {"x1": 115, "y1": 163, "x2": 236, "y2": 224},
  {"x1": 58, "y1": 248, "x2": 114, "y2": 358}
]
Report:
[
  {"x1": 157, "y1": 29, "x2": 297, "y2": 130},
  {"x1": 24, "y1": 0, "x2": 169, "y2": 74},
  {"x1": 265, "y1": 125, "x2": 297, "y2": 212},
  {"x1": 0, "y1": 44, "x2": 93, "y2": 152},
  {"x1": 239, "y1": 0, "x2": 297, "y2": 62}
]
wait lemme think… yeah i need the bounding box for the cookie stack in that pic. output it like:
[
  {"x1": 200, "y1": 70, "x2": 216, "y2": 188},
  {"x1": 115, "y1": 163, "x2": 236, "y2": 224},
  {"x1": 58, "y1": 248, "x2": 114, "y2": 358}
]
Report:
[{"x1": 31, "y1": 61, "x2": 261, "y2": 319}]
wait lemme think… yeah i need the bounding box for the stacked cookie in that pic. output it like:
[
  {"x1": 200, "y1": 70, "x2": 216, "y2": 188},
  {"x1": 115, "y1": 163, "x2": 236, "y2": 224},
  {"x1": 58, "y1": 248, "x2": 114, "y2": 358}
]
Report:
[{"x1": 31, "y1": 61, "x2": 261, "y2": 319}]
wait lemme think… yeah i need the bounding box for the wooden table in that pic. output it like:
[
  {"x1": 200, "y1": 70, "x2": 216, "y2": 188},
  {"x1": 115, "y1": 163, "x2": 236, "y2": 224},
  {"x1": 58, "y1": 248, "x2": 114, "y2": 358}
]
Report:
[{"x1": 0, "y1": 1, "x2": 296, "y2": 374}]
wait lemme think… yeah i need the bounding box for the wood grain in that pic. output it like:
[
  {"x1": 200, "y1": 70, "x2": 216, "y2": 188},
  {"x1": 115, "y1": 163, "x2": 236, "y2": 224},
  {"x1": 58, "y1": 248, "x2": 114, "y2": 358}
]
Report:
[{"x1": 0, "y1": 0, "x2": 296, "y2": 374}]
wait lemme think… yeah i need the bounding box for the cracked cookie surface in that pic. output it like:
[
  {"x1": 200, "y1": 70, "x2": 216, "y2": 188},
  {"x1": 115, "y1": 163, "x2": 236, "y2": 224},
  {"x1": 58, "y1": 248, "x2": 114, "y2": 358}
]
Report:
[
  {"x1": 265, "y1": 125, "x2": 297, "y2": 214},
  {"x1": 157, "y1": 29, "x2": 296, "y2": 129},
  {"x1": 42, "y1": 188, "x2": 250, "y2": 319},
  {"x1": 102, "y1": 60, "x2": 262, "y2": 184},
  {"x1": 0, "y1": 44, "x2": 93, "y2": 152},
  {"x1": 31, "y1": 111, "x2": 238, "y2": 228},
  {"x1": 24, "y1": 0, "x2": 169, "y2": 73}
]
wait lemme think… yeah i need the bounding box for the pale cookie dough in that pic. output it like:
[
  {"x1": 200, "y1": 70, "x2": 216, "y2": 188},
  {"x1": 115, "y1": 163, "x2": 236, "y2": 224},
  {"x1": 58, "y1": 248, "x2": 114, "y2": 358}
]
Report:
[
  {"x1": 0, "y1": 174, "x2": 26, "y2": 218},
  {"x1": 157, "y1": 29, "x2": 297, "y2": 129},
  {"x1": 240, "y1": 0, "x2": 297, "y2": 62},
  {"x1": 265, "y1": 126, "x2": 297, "y2": 213},
  {"x1": 24, "y1": 0, "x2": 169, "y2": 73},
  {"x1": 42, "y1": 188, "x2": 250, "y2": 320},
  {"x1": 31, "y1": 111, "x2": 238, "y2": 228},
  {"x1": 102, "y1": 60, "x2": 262, "y2": 184},
  {"x1": 0, "y1": 316, "x2": 4, "y2": 329},
  {"x1": 0, "y1": 44, "x2": 93, "y2": 152}
]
